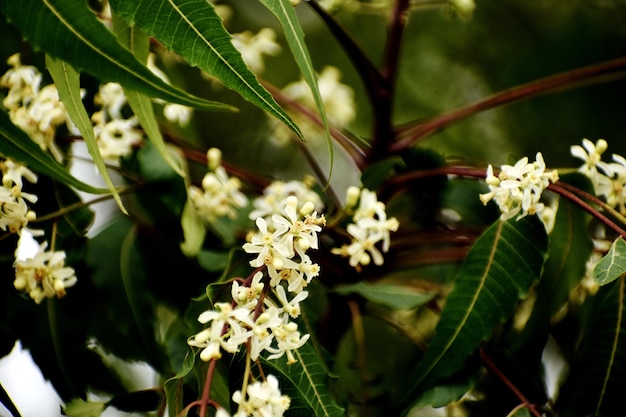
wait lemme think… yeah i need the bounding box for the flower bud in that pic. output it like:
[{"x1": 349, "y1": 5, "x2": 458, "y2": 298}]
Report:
[
  {"x1": 345, "y1": 186, "x2": 360, "y2": 208},
  {"x1": 207, "y1": 147, "x2": 222, "y2": 171},
  {"x1": 300, "y1": 201, "x2": 315, "y2": 216}
]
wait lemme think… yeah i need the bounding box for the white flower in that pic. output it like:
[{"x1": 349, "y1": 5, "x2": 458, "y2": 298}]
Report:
[
  {"x1": 333, "y1": 188, "x2": 399, "y2": 269},
  {"x1": 13, "y1": 241, "x2": 77, "y2": 304},
  {"x1": 188, "y1": 302, "x2": 254, "y2": 361},
  {"x1": 249, "y1": 178, "x2": 324, "y2": 224},
  {"x1": 232, "y1": 28, "x2": 281, "y2": 73},
  {"x1": 273, "y1": 285, "x2": 308, "y2": 319},
  {"x1": 597, "y1": 153, "x2": 626, "y2": 214},
  {"x1": 266, "y1": 320, "x2": 310, "y2": 364},
  {"x1": 0, "y1": 159, "x2": 38, "y2": 235},
  {"x1": 94, "y1": 117, "x2": 144, "y2": 160},
  {"x1": 0, "y1": 53, "x2": 42, "y2": 110},
  {"x1": 232, "y1": 375, "x2": 290, "y2": 417},
  {"x1": 480, "y1": 152, "x2": 558, "y2": 221},
  {"x1": 248, "y1": 306, "x2": 282, "y2": 361},
  {"x1": 269, "y1": 66, "x2": 355, "y2": 146},
  {"x1": 95, "y1": 82, "x2": 127, "y2": 120},
  {"x1": 163, "y1": 103, "x2": 192, "y2": 126},
  {"x1": 571, "y1": 138, "x2": 613, "y2": 188}
]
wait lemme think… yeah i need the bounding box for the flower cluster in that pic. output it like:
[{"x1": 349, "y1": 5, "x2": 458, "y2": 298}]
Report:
[
  {"x1": 480, "y1": 152, "x2": 559, "y2": 221},
  {"x1": 249, "y1": 177, "x2": 324, "y2": 226},
  {"x1": 571, "y1": 138, "x2": 626, "y2": 215},
  {"x1": 189, "y1": 148, "x2": 248, "y2": 223},
  {"x1": 91, "y1": 82, "x2": 144, "y2": 161},
  {"x1": 0, "y1": 158, "x2": 38, "y2": 235},
  {"x1": 332, "y1": 187, "x2": 399, "y2": 269},
  {"x1": 269, "y1": 66, "x2": 356, "y2": 146},
  {"x1": 189, "y1": 194, "x2": 324, "y2": 360},
  {"x1": 14, "y1": 240, "x2": 78, "y2": 304},
  {"x1": 1, "y1": 53, "x2": 71, "y2": 162},
  {"x1": 231, "y1": 375, "x2": 290, "y2": 417}
]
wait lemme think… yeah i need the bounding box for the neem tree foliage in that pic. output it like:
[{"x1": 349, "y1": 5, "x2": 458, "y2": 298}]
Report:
[{"x1": 0, "y1": 1, "x2": 625, "y2": 416}]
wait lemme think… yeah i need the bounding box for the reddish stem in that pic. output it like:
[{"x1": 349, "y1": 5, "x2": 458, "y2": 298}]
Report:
[
  {"x1": 480, "y1": 349, "x2": 543, "y2": 417},
  {"x1": 391, "y1": 56, "x2": 626, "y2": 152},
  {"x1": 198, "y1": 359, "x2": 217, "y2": 417}
]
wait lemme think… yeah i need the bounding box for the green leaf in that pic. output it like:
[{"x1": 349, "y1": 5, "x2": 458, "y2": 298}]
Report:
[
  {"x1": 516, "y1": 190, "x2": 593, "y2": 349},
  {"x1": 0, "y1": 0, "x2": 232, "y2": 111},
  {"x1": 113, "y1": 12, "x2": 187, "y2": 178},
  {"x1": 164, "y1": 350, "x2": 195, "y2": 417},
  {"x1": 63, "y1": 398, "x2": 106, "y2": 417},
  {"x1": 594, "y1": 237, "x2": 626, "y2": 286},
  {"x1": 334, "y1": 281, "x2": 435, "y2": 310},
  {"x1": 509, "y1": 406, "x2": 532, "y2": 417},
  {"x1": 45, "y1": 55, "x2": 127, "y2": 214},
  {"x1": 0, "y1": 108, "x2": 105, "y2": 194},
  {"x1": 261, "y1": 342, "x2": 344, "y2": 417},
  {"x1": 259, "y1": 0, "x2": 333, "y2": 173},
  {"x1": 557, "y1": 278, "x2": 626, "y2": 416},
  {"x1": 109, "y1": 0, "x2": 301, "y2": 138},
  {"x1": 398, "y1": 217, "x2": 548, "y2": 413},
  {"x1": 180, "y1": 198, "x2": 206, "y2": 257}
]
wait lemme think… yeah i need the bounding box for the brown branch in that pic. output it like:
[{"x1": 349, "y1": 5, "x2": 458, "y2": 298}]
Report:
[
  {"x1": 391, "y1": 56, "x2": 626, "y2": 152},
  {"x1": 480, "y1": 348, "x2": 543, "y2": 417}
]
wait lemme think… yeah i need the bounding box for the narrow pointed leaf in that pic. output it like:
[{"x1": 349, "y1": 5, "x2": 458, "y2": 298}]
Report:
[
  {"x1": 594, "y1": 237, "x2": 626, "y2": 286},
  {"x1": 0, "y1": 109, "x2": 105, "y2": 194},
  {"x1": 109, "y1": 0, "x2": 301, "y2": 138},
  {"x1": 259, "y1": 0, "x2": 333, "y2": 172},
  {"x1": 45, "y1": 56, "x2": 127, "y2": 214},
  {"x1": 557, "y1": 278, "x2": 626, "y2": 416},
  {"x1": 261, "y1": 342, "x2": 344, "y2": 417},
  {"x1": 516, "y1": 188, "x2": 593, "y2": 348},
  {"x1": 112, "y1": 14, "x2": 187, "y2": 178},
  {"x1": 399, "y1": 217, "x2": 548, "y2": 412},
  {"x1": 0, "y1": 0, "x2": 233, "y2": 111},
  {"x1": 164, "y1": 350, "x2": 195, "y2": 417}
]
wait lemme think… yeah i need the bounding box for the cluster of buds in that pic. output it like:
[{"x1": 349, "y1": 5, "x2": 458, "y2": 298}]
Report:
[
  {"x1": 0, "y1": 158, "x2": 38, "y2": 235},
  {"x1": 0, "y1": 53, "x2": 70, "y2": 162},
  {"x1": 188, "y1": 148, "x2": 248, "y2": 223},
  {"x1": 91, "y1": 82, "x2": 144, "y2": 160},
  {"x1": 571, "y1": 138, "x2": 626, "y2": 215},
  {"x1": 480, "y1": 152, "x2": 559, "y2": 221},
  {"x1": 14, "y1": 240, "x2": 77, "y2": 304},
  {"x1": 332, "y1": 187, "x2": 399, "y2": 269}
]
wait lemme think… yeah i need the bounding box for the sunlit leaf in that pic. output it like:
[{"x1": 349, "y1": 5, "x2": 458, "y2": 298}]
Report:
[
  {"x1": 180, "y1": 198, "x2": 206, "y2": 257},
  {"x1": 63, "y1": 398, "x2": 106, "y2": 417},
  {"x1": 334, "y1": 281, "x2": 435, "y2": 310},
  {"x1": 594, "y1": 237, "x2": 626, "y2": 286},
  {"x1": 398, "y1": 216, "x2": 548, "y2": 413},
  {"x1": 0, "y1": 0, "x2": 233, "y2": 110},
  {"x1": 112, "y1": 13, "x2": 187, "y2": 178},
  {"x1": 109, "y1": 0, "x2": 301, "y2": 138},
  {"x1": 261, "y1": 342, "x2": 344, "y2": 417},
  {"x1": 45, "y1": 56, "x2": 127, "y2": 214},
  {"x1": 164, "y1": 350, "x2": 195, "y2": 417},
  {"x1": 259, "y1": 0, "x2": 333, "y2": 172},
  {"x1": 0, "y1": 109, "x2": 105, "y2": 194}
]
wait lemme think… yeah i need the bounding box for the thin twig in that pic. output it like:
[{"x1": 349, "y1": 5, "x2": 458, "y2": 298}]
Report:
[
  {"x1": 480, "y1": 348, "x2": 543, "y2": 417},
  {"x1": 392, "y1": 57, "x2": 626, "y2": 152}
]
